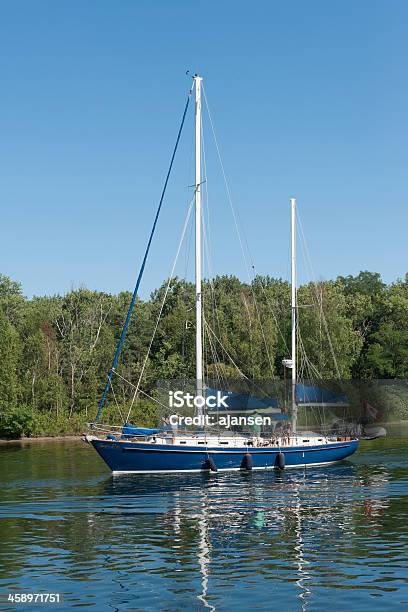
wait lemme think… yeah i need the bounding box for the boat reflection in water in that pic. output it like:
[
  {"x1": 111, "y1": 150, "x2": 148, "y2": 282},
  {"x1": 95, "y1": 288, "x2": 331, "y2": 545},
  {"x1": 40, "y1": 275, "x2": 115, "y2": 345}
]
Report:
[{"x1": 100, "y1": 461, "x2": 391, "y2": 611}]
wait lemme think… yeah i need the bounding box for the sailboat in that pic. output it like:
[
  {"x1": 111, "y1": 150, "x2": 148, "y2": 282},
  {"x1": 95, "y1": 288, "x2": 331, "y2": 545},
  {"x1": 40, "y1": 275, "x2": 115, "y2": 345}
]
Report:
[{"x1": 85, "y1": 75, "x2": 359, "y2": 473}]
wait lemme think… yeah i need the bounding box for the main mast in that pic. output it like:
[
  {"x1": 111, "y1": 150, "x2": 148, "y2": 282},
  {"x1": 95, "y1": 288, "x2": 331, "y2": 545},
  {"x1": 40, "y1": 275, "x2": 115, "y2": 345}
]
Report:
[
  {"x1": 291, "y1": 197, "x2": 297, "y2": 432},
  {"x1": 194, "y1": 75, "x2": 203, "y2": 408}
]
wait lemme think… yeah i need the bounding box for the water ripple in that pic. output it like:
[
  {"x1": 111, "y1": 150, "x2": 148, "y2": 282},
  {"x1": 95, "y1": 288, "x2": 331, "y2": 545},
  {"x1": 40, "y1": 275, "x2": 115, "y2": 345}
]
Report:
[{"x1": 0, "y1": 439, "x2": 407, "y2": 610}]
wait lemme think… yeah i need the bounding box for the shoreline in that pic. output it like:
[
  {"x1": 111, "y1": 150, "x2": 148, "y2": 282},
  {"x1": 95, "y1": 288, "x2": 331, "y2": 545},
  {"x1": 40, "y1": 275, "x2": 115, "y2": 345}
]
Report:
[{"x1": 0, "y1": 435, "x2": 83, "y2": 444}]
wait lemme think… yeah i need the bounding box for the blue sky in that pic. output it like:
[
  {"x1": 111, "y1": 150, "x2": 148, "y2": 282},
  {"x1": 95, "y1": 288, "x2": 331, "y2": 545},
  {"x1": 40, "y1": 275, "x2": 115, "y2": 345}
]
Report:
[{"x1": 0, "y1": 1, "x2": 406, "y2": 298}]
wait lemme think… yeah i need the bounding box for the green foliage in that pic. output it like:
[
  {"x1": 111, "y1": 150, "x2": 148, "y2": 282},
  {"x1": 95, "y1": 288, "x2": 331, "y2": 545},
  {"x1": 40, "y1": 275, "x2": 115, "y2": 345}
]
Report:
[
  {"x1": 0, "y1": 270, "x2": 407, "y2": 437},
  {"x1": 33, "y1": 411, "x2": 88, "y2": 436},
  {"x1": 365, "y1": 282, "x2": 408, "y2": 377},
  {"x1": 338, "y1": 271, "x2": 386, "y2": 296},
  {"x1": 367, "y1": 383, "x2": 408, "y2": 421},
  {"x1": 0, "y1": 310, "x2": 20, "y2": 408},
  {"x1": 297, "y1": 281, "x2": 363, "y2": 378},
  {"x1": 0, "y1": 405, "x2": 38, "y2": 439}
]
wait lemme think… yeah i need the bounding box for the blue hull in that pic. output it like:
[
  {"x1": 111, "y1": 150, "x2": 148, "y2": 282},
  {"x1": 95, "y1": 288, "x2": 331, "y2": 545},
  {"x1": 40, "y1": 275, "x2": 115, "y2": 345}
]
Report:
[{"x1": 90, "y1": 439, "x2": 359, "y2": 473}]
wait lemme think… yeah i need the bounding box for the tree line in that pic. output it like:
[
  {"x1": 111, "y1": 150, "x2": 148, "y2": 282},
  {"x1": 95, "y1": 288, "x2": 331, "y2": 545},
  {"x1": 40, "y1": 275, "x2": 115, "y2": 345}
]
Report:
[{"x1": 0, "y1": 270, "x2": 407, "y2": 437}]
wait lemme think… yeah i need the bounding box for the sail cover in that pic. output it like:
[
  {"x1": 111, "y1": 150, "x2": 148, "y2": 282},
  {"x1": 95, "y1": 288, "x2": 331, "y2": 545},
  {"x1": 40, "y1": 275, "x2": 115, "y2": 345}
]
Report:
[
  {"x1": 122, "y1": 424, "x2": 162, "y2": 436},
  {"x1": 295, "y1": 383, "x2": 349, "y2": 407}
]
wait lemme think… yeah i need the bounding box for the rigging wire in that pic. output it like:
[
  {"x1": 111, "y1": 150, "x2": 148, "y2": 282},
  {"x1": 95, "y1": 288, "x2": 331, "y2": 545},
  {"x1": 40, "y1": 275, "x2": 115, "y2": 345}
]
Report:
[
  {"x1": 180, "y1": 152, "x2": 195, "y2": 374},
  {"x1": 110, "y1": 379, "x2": 124, "y2": 422},
  {"x1": 180, "y1": 211, "x2": 194, "y2": 369},
  {"x1": 201, "y1": 112, "x2": 230, "y2": 384},
  {"x1": 96, "y1": 83, "x2": 194, "y2": 422},
  {"x1": 113, "y1": 369, "x2": 174, "y2": 414},
  {"x1": 202, "y1": 85, "x2": 276, "y2": 380},
  {"x1": 125, "y1": 194, "x2": 196, "y2": 422},
  {"x1": 297, "y1": 210, "x2": 341, "y2": 379},
  {"x1": 257, "y1": 276, "x2": 290, "y2": 354},
  {"x1": 203, "y1": 317, "x2": 250, "y2": 381}
]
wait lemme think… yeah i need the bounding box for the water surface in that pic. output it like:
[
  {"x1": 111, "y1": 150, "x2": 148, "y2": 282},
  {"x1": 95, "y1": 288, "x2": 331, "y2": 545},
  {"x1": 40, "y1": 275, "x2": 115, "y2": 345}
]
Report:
[{"x1": 0, "y1": 438, "x2": 407, "y2": 610}]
